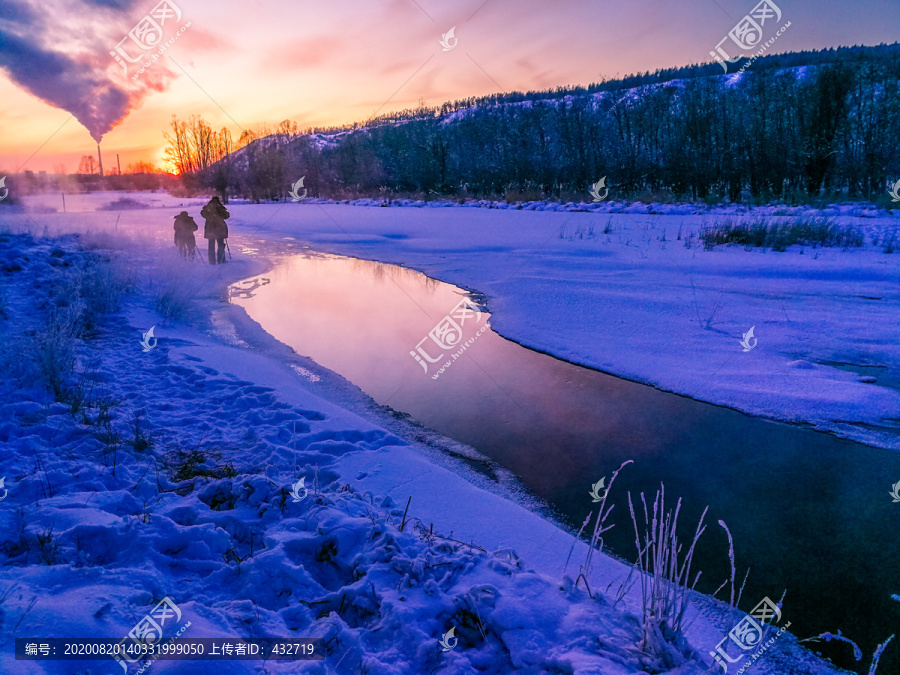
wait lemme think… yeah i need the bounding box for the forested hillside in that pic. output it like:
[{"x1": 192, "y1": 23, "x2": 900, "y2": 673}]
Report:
[{"x1": 166, "y1": 43, "x2": 900, "y2": 204}]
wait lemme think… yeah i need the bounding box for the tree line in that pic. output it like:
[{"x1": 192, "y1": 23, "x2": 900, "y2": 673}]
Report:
[{"x1": 167, "y1": 43, "x2": 900, "y2": 204}]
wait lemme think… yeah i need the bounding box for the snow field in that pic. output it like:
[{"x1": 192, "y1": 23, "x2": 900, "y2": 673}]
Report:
[{"x1": 0, "y1": 196, "x2": 863, "y2": 674}]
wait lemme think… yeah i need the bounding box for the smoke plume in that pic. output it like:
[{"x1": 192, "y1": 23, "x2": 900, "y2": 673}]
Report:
[{"x1": 0, "y1": 0, "x2": 178, "y2": 142}]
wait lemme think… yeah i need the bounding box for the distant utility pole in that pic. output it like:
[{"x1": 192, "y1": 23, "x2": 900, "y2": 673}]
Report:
[{"x1": 117, "y1": 154, "x2": 121, "y2": 175}]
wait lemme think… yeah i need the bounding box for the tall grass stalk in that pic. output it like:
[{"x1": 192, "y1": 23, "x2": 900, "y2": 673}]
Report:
[
  {"x1": 567, "y1": 460, "x2": 633, "y2": 597},
  {"x1": 870, "y1": 636, "x2": 894, "y2": 674},
  {"x1": 711, "y1": 520, "x2": 748, "y2": 609},
  {"x1": 628, "y1": 484, "x2": 708, "y2": 648}
]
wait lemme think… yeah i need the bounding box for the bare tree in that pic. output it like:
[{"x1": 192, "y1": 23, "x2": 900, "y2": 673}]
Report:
[
  {"x1": 125, "y1": 161, "x2": 159, "y2": 174},
  {"x1": 163, "y1": 115, "x2": 193, "y2": 174},
  {"x1": 277, "y1": 119, "x2": 298, "y2": 138},
  {"x1": 76, "y1": 155, "x2": 97, "y2": 175}
]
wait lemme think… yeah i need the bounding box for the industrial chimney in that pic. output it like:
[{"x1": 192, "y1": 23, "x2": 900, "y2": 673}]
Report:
[{"x1": 97, "y1": 143, "x2": 104, "y2": 177}]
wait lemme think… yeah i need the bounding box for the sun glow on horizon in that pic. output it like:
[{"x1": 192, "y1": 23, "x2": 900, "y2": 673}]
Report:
[{"x1": 1, "y1": 0, "x2": 898, "y2": 173}]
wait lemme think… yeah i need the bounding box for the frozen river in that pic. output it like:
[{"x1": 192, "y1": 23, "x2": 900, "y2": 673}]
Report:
[{"x1": 232, "y1": 249, "x2": 900, "y2": 671}]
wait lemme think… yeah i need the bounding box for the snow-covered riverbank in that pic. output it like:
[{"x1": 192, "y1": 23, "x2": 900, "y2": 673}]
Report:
[
  {"x1": 16, "y1": 192, "x2": 900, "y2": 454},
  {"x1": 233, "y1": 200, "x2": 900, "y2": 452},
  {"x1": 0, "y1": 198, "x2": 855, "y2": 673}
]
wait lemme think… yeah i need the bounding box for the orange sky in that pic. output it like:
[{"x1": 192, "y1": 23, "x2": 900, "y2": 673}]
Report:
[{"x1": 1, "y1": 0, "x2": 898, "y2": 174}]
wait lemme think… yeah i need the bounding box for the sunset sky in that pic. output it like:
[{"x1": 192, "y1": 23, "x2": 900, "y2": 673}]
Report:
[{"x1": 1, "y1": 0, "x2": 898, "y2": 174}]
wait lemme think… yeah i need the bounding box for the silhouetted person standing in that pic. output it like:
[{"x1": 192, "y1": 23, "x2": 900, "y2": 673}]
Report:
[
  {"x1": 201, "y1": 196, "x2": 230, "y2": 264},
  {"x1": 173, "y1": 211, "x2": 198, "y2": 259}
]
